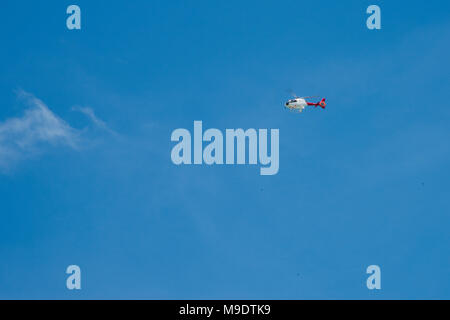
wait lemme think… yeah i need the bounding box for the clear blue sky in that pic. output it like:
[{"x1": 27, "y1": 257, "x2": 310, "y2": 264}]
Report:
[{"x1": 0, "y1": 0, "x2": 449, "y2": 299}]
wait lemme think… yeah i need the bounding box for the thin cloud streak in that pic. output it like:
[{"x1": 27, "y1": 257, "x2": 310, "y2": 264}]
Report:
[
  {"x1": 0, "y1": 90, "x2": 111, "y2": 172},
  {"x1": 72, "y1": 106, "x2": 118, "y2": 137}
]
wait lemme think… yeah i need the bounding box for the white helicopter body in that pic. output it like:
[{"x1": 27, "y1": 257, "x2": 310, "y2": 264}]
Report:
[{"x1": 285, "y1": 98, "x2": 308, "y2": 112}]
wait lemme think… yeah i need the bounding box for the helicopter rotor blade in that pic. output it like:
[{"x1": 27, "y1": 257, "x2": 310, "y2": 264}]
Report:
[
  {"x1": 286, "y1": 89, "x2": 298, "y2": 98},
  {"x1": 301, "y1": 96, "x2": 320, "y2": 99}
]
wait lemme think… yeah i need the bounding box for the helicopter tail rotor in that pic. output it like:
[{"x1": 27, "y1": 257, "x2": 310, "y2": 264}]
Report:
[{"x1": 318, "y1": 98, "x2": 326, "y2": 108}]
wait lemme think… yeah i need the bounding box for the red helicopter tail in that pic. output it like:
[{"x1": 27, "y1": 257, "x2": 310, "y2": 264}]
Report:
[
  {"x1": 318, "y1": 98, "x2": 326, "y2": 109},
  {"x1": 306, "y1": 97, "x2": 327, "y2": 109}
]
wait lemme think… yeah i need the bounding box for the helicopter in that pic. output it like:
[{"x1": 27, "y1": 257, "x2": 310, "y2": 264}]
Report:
[{"x1": 285, "y1": 94, "x2": 327, "y2": 113}]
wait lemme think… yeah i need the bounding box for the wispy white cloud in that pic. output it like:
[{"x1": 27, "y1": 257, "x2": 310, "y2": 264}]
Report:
[
  {"x1": 72, "y1": 106, "x2": 118, "y2": 136},
  {"x1": 0, "y1": 90, "x2": 96, "y2": 172}
]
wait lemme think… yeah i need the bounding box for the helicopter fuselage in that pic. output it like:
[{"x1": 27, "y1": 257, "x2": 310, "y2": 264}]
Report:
[{"x1": 285, "y1": 98, "x2": 307, "y2": 112}]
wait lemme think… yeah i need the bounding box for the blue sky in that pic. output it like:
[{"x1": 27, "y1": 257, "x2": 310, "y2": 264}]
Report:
[{"x1": 0, "y1": 0, "x2": 449, "y2": 299}]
